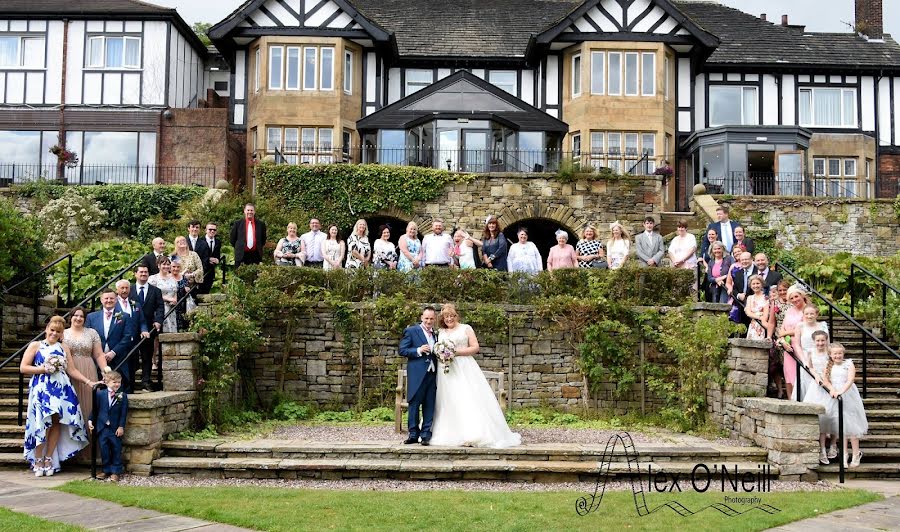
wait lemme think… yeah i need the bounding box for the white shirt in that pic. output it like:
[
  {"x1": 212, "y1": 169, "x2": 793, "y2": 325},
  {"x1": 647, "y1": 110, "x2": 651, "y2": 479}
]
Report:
[
  {"x1": 422, "y1": 233, "x2": 453, "y2": 265},
  {"x1": 135, "y1": 282, "x2": 148, "y2": 303},
  {"x1": 103, "y1": 309, "x2": 113, "y2": 339},
  {"x1": 720, "y1": 221, "x2": 734, "y2": 252},
  {"x1": 118, "y1": 297, "x2": 132, "y2": 316},
  {"x1": 189, "y1": 235, "x2": 198, "y2": 250},
  {"x1": 300, "y1": 231, "x2": 326, "y2": 262}
]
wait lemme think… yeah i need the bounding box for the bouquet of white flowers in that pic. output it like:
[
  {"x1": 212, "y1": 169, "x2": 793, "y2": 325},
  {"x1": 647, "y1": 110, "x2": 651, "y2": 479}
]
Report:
[
  {"x1": 433, "y1": 339, "x2": 456, "y2": 374},
  {"x1": 43, "y1": 354, "x2": 66, "y2": 375}
]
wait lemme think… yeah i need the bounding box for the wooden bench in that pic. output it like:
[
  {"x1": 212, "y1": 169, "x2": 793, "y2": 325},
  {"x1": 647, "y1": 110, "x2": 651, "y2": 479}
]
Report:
[{"x1": 394, "y1": 368, "x2": 507, "y2": 433}]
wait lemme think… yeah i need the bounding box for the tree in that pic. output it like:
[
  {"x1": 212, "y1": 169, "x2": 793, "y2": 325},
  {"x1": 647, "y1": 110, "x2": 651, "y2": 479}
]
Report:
[{"x1": 192, "y1": 22, "x2": 212, "y2": 46}]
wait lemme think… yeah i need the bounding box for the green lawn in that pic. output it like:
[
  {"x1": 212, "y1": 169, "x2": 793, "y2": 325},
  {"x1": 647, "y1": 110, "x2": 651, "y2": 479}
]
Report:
[
  {"x1": 0, "y1": 507, "x2": 83, "y2": 532},
  {"x1": 56, "y1": 483, "x2": 880, "y2": 532}
]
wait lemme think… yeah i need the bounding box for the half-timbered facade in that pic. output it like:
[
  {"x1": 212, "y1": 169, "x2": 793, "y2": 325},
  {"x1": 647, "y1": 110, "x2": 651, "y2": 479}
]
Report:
[{"x1": 209, "y1": 0, "x2": 900, "y2": 206}]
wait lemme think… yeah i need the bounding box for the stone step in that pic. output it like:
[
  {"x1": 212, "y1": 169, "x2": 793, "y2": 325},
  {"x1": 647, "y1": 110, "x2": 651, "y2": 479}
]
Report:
[
  {"x1": 865, "y1": 409, "x2": 900, "y2": 419},
  {"x1": 150, "y1": 456, "x2": 777, "y2": 482},
  {"x1": 857, "y1": 387, "x2": 900, "y2": 399},
  {"x1": 865, "y1": 422, "x2": 900, "y2": 434},
  {"x1": 864, "y1": 398, "x2": 900, "y2": 407},
  {"x1": 0, "y1": 438, "x2": 22, "y2": 452},
  {"x1": 855, "y1": 376, "x2": 900, "y2": 384},
  {"x1": 160, "y1": 440, "x2": 769, "y2": 464},
  {"x1": 859, "y1": 434, "x2": 900, "y2": 448},
  {"x1": 0, "y1": 452, "x2": 23, "y2": 466},
  {"x1": 817, "y1": 462, "x2": 900, "y2": 479}
]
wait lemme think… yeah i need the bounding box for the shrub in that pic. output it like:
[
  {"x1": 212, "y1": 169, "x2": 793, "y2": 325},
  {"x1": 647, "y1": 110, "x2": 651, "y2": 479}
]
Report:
[
  {"x1": 36, "y1": 188, "x2": 107, "y2": 254},
  {"x1": 360, "y1": 407, "x2": 395, "y2": 423},
  {"x1": 0, "y1": 197, "x2": 48, "y2": 287},
  {"x1": 51, "y1": 239, "x2": 146, "y2": 302},
  {"x1": 314, "y1": 410, "x2": 353, "y2": 422},
  {"x1": 272, "y1": 400, "x2": 314, "y2": 421}
]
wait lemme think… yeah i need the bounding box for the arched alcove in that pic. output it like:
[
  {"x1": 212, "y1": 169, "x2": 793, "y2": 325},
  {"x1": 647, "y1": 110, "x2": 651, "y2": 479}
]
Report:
[
  {"x1": 365, "y1": 215, "x2": 414, "y2": 247},
  {"x1": 503, "y1": 218, "x2": 579, "y2": 267}
]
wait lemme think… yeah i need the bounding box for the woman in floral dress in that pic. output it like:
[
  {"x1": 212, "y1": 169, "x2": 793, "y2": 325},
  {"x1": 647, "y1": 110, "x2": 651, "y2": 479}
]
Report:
[
  {"x1": 398, "y1": 222, "x2": 423, "y2": 273},
  {"x1": 345, "y1": 219, "x2": 371, "y2": 269},
  {"x1": 148, "y1": 256, "x2": 178, "y2": 333}
]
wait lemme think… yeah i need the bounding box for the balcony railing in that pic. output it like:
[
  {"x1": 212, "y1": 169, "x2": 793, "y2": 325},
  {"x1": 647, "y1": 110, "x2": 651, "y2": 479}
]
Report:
[
  {"x1": 703, "y1": 171, "x2": 870, "y2": 199},
  {"x1": 0, "y1": 164, "x2": 217, "y2": 187},
  {"x1": 261, "y1": 146, "x2": 670, "y2": 176}
]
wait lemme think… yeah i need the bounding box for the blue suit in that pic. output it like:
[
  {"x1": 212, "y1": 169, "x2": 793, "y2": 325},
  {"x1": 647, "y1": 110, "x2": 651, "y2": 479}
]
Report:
[
  {"x1": 92, "y1": 387, "x2": 128, "y2": 474},
  {"x1": 398, "y1": 324, "x2": 438, "y2": 440},
  {"x1": 85, "y1": 309, "x2": 134, "y2": 387}
]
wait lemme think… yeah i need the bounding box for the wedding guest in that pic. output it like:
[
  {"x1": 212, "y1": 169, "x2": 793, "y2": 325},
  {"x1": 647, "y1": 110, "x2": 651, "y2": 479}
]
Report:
[
  {"x1": 793, "y1": 304, "x2": 829, "y2": 401},
  {"x1": 767, "y1": 280, "x2": 792, "y2": 399},
  {"x1": 453, "y1": 229, "x2": 480, "y2": 270},
  {"x1": 322, "y1": 225, "x2": 346, "y2": 271},
  {"x1": 667, "y1": 220, "x2": 697, "y2": 270},
  {"x1": 86, "y1": 290, "x2": 135, "y2": 391},
  {"x1": 606, "y1": 221, "x2": 631, "y2": 270},
  {"x1": 186, "y1": 220, "x2": 201, "y2": 252},
  {"x1": 726, "y1": 251, "x2": 755, "y2": 326},
  {"x1": 705, "y1": 242, "x2": 733, "y2": 304},
  {"x1": 635, "y1": 216, "x2": 665, "y2": 267},
  {"x1": 507, "y1": 228, "x2": 542, "y2": 273},
  {"x1": 194, "y1": 223, "x2": 221, "y2": 294},
  {"x1": 576, "y1": 225, "x2": 606, "y2": 269},
  {"x1": 480, "y1": 215, "x2": 509, "y2": 272},
  {"x1": 802, "y1": 330, "x2": 835, "y2": 464},
  {"x1": 114, "y1": 279, "x2": 146, "y2": 347},
  {"x1": 706, "y1": 205, "x2": 739, "y2": 253},
  {"x1": 300, "y1": 218, "x2": 327, "y2": 268},
  {"x1": 274, "y1": 223, "x2": 303, "y2": 266},
  {"x1": 823, "y1": 343, "x2": 868, "y2": 468},
  {"x1": 733, "y1": 226, "x2": 755, "y2": 255},
  {"x1": 21, "y1": 316, "x2": 94, "y2": 477},
  {"x1": 744, "y1": 275, "x2": 768, "y2": 340},
  {"x1": 753, "y1": 253, "x2": 783, "y2": 295},
  {"x1": 398, "y1": 221, "x2": 423, "y2": 273},
  {"x1": 172, "y1": 236, "x2": 204, "y2": 285},
  {"x1": 547, "y1": 230, "x2": 578, "y2": 271},
  {"x1": 422, "y1": 219, "x2": 454, "y2": 267},
  {"x1": 170, "y1": 258, "x2": 195, "y2": 331},
  {"x1": 89, "y1": 370, "x2": 128, "y2": 481},
  {"x1": 62, "y1": 307, "x2": 106, "y2": 420},
  {"x1": 373, "y1": 225, "x2": 398, "y2": 270},
  {"x1": 230, "y1": 203, "x2": 267, "y2": 268},
  {"x1": 345, "y1": 219, "x2": 371, "y2": 269},
  {"x1": 141, "y1": 238, "x2": 167, "y2": 276},
  {"x1": 776, "y1": 284, "x2": 811, "y2": 401},
  {"x1": 130, "y1": 265, "x2": 163, "y2": 392},
  {"x1": 699, "y1": 228, "x2": 719, "y2": 267},
  {"x1": 148, "y1": 257, "x2": 178, "y2": 333}
]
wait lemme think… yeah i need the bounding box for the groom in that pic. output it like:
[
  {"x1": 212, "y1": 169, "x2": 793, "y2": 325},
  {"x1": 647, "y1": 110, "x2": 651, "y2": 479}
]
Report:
[{"x1": 398, "y1": 306, "x2": 438, "y2": 445}]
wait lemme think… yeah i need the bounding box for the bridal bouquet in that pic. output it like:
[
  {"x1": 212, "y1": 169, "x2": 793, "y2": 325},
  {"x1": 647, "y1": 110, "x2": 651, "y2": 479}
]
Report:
[
  {"x1": 433, "y1": 339, "x2": 456, "y2": 374},
  {"x1": 43, "y1": 354, "x2": 66, "y2": 375}
]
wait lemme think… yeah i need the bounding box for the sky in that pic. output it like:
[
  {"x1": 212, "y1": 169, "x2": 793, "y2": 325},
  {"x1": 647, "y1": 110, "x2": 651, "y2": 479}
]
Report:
[{"x1": 157, "y1": 0, "x2": 899, "y2": 37}]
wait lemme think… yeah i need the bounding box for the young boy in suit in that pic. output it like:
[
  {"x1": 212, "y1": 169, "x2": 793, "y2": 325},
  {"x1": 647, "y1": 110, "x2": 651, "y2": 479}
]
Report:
[{"x1": 89, "y1": 371, "x2": 128, "y2": 481}]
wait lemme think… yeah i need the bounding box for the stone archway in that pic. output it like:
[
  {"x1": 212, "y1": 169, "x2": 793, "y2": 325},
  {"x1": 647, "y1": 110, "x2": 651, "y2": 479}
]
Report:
[{"x1": 503, "y1": 217, "x2": 579, "y2": 268}]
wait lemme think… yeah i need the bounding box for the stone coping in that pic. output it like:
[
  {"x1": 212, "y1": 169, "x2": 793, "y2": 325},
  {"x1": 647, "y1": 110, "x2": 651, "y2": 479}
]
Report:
[
  {"x1": 693, "y1": 302, "x2": 732, "y2": 312},
  {"x1": 158, "y1": 332, "x2": 199, "y2": 342},
  {"x1": 129, "y1": 391, "x2": 197, "y2": 409},
  {"x1": 735, "y1": 397, "x2": 825, "y2": 415},
  {"x1": 729, "y1": 338, "x2": 773, "y2": 349}
]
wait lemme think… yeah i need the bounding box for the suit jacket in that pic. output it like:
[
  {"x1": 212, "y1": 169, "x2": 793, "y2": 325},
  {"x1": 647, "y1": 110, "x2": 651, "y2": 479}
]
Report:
[
  {"x1": 194, "y1": 237, "x2": 222, "y2": 272},
  {"x1": 753, "y1": 267, "x2": 783, "y2": 294},
  {"x1": 130, "y1": 283, "x2": 164, "y2": 330},
  {"x1": 115, "y1": 298, "x2": 148, "y2": 340},
  {"x1": 186, "y1": 235, "x2": 201, "y2": 253},
  {"x1": 732, "y1": 237, "x2": 755, "y2": 255},
  {"x1": 92, "y1": 387, "x2": 128, "y2": 431},
  {"x1": 706, "y1": 256, "x2": 735, "y2": 285},
  {"x1": 86, "y1": 309, "x2": 134, "y2": 358},
  {"x1": 230, "y1": 218, "x2": 267, "y2": 264},
  {"x1": 731, "y1": 266, "x2": 755, "y2": 299},
  {"x1": 634, "y1": 231, "x2": 665, "y2": 266},
  {"x1": 141, "y1": 252, "x2": 166, "y2": 276},
  {"x1": 398, "y1": 324, "x2": 438, "y2": 401},
  {"x1": 705, "y1": 220, "x2": 740, "y2": 251}
]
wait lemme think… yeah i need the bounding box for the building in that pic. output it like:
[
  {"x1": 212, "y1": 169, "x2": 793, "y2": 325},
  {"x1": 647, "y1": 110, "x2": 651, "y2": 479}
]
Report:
[
  {"x1": 0, "y1": 0, "x2": 215, "y2": 185},
  {"x1": 210, "y1": 0, "x2": 900, "y2": 208}
]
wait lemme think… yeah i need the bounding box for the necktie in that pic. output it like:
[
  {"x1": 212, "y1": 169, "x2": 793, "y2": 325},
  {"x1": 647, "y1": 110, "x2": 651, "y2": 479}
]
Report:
[
  {"x1": 246, "y1": 219, "x2": 255, "y2": 249},
  {"x1": 109, "y1": 391, "x2": 116, "y2": 407},
  {"x1": 105, "y1": 310, "x2": 112, "y2": 319},
  {"x1": 744, "y1": 269, "x2": 750, "y2": 291},
  {"x1": 208, "y1": 239, "x2": 214, "y2": 253},
  {"x1": 139, "y1": 286, "x2": 145, "y2": 303},
  {"x1": 722, "y1": 223, "x2": 733, "y2": 251}
]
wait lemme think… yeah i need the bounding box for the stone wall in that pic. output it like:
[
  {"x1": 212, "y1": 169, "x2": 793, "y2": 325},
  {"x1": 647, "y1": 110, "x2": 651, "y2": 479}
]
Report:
[
  {"x1": 124, "y1": 391, "x2": 196, "y2": 475},
  {"x1": 243, "y1": 303, "x2": 672, "y2": 414},
  {"x1": 713, "y1": 196, "x2": 899, "y2": 256},
  {"x1": 158, "y1": 108, "x2": 229, "y2": 187},
  {"x1": 706, "y1": 338, "x2": 771, "y2": 432},
  {"x1": 1, "y1": 294, "x2": 57, "y2": 349}
]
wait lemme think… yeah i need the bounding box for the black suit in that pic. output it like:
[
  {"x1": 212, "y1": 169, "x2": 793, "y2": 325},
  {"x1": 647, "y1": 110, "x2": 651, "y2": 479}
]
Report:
[
  {"x1": 754, "y1": 267, "x2": 782, "y2": 296},
  {"x1": 194, "y1": 237, "x2": 222, "y2": 294},
  {"x1": 186, "y1": 235, "x2": 201, "y2": 253},
  {"x1": 142, "y1": 252, "x2": 167, "y2": 276},
  {"x1": 130, "y1": 283, "x2": 164, "y2": 389},
  {"x1": 230, "y1": 217, "x2": 267, "y2": 267},
  {"x1": 730, "y1": 266, "x2": 755, "y2": 326}
]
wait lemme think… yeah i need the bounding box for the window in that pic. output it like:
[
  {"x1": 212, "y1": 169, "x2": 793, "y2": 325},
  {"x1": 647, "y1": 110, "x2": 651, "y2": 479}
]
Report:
[
  {"x1": 268, "y1": 46, "x2": 283, "y2": 90},
  {"x1": 320, "y1": 47, "x2": 334, "y2": 90},
  {"x1": 641, "y1": 133, "x2": 656, "y2": 173},
  {"x1": 624, "y1": 133, "x2": 638, "y2": 157},
  {"x1": 798, "y1": 88, "x2": 857, "y2": 127},
  {"x1": 624, "y1": 53, "x2": 638, "y2": 96},
  {"x1": 709, "y1": 86, "x2": 758, "y2": 126},
  {"x1": 342, "y1": 130, "x2": 352, "y2": 161},
  {"x1": 607, "y1": 132, "x2": 622, "y2": 173},
  {"x1": 303, "y1": 47, "x2": 317, "y2": 90},
  {"x1": 641, "y1": 53, "x2": 655, "y2": 96},
  {"x1": 405, "y1": 69, "x2": 432, "y2": 96},
  {"x1": 664, "y1": 56, "x2": 671, "y2": 100},
  {"x1": 266, "y1": 127, "x2": 282, "y2": 153},
  {"x1": 844, "y1": 158, "x2": 856, "y2": 177},
  {"x1": 590, "y1": 52, "x2": 604, "y2": 95},
  {"x1": 87, "y1": 36, "x2": 140, "y2": 69},
  {"x1": 827, "y1": 158, "x2": 840, "y2": 176},
  {"x1": 572, "y1": 54, "x2": 581, "y2": 97},
  {"x1": 489, "y1": 71, "x2": 517, "y2": 96},
  {"x1": 572, "y1": 133, "x2": 581, "y2": 156},
  {"x1": 0, "y1": 130, "x2": 41, "y2": 163},
  {"x1": 0, "y1": 36, "x2": 45, "y2": 68},
  {"x1": 813, "y1": 158, "x2": 825, "y2": 176},
  {"x1": 286, "y1": 47, "x2": 300, "y2": 90},
  {"x1": 267, "y1": 126, "x2": 335, "y2": 164},
  {"x1": 608, "y1": 52, "x2": 622, "y2": 95},
  {"x1": 589, "y1": 132, "x2": 603, "y2": 170},
  {"x1": 254, "y1": 48, "x2": 260, "y2": 92},
  {"x1": 284, "y1": 128, "x2": 298, "y2": 163},
  {"x1": 343, "y1": 50, "x2": 352, "y2": 94}
]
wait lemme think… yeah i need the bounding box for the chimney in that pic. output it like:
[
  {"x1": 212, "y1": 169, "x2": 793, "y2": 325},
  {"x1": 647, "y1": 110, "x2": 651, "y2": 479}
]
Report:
[
  {"x1": 781, "y1": 14, "x2": 789, "y2": 26},
  {"x1": 855, "y1": 0, "x2": 883, "y2": 39},
  {"x1": 760, "y1": 13, "x2": 766, "y2": 22}
]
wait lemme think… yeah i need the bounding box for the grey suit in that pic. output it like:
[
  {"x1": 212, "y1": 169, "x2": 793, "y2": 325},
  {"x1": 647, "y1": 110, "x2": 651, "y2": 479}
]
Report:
[{"x1": 635, "y1": 231, "x2": 665, "y2": 267}]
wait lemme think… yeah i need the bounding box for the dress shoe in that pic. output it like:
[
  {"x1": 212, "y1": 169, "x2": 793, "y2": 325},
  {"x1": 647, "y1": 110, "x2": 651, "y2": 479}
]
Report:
[
  {"x1": 96, "y1": 472, "x2": 108, "y2": 480},
  {"x1": 110, "y1": 474, "x2": 120, "y2": 482},
  {"x1": 420, "y1": 439, "x2": 430, "y2": 446},
  {"x1": 403, "y1": 436, "x2": 419, "y2": 445}
]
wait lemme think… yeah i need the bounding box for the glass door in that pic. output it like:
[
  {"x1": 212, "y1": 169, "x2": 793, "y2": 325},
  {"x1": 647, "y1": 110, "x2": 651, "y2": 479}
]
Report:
[
  {"x1": 437, "y1": 129, "x2": 458, "y2": 171},
  {"x1": 775, "y1": 151, "x2": 803, "y2": 196},
  {"x1": 462, "y1": 130, "x2": 489, "y2": 173}
]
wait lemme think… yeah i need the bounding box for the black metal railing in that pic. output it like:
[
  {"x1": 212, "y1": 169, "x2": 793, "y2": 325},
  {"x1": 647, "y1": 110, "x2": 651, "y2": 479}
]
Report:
[
  {"x1": 0, "y1": 256, "x2": 143, "y2": 425},
  {"x1": 776, "y1": 263, "x2": 900, "y2": 399},
  {"x1": 850, "y1": 263, "x2": 900, "y2": 342},
  {"x1": 0, "y1": 164, "x2": 216, "y2": 187},
  {"x1": 703, "y1": 172, "x2": 868, "y2": 199},
  {"x1": 1, "y1": 254, "x2": 73, "y2": 352}
]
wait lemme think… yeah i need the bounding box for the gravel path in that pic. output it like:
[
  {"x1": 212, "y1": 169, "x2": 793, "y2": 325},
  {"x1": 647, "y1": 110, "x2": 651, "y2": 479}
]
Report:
[{"x1": 119, "y1": 475, "x2": 839, "y2": 493}]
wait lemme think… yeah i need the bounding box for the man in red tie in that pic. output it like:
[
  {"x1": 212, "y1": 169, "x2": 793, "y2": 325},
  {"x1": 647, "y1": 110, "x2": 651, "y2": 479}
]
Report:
[{"x1": 230, "y1": 203, "x2": 267, "y2": 268}]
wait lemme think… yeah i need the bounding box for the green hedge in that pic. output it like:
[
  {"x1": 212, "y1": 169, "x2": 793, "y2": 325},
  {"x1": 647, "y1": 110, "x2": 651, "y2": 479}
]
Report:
[
  {"x1": 255, "y1": 163, "x2": 470, "y2": 229},
  {"x1": 0, "y1": 197, "x2": 48, "y2": 287}
]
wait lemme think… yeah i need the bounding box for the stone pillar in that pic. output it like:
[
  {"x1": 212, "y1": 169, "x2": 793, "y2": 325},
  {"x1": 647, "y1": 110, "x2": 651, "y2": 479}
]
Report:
[
  {"x1": 707, "y1": 338, "x2": 770, "y2": 432},
  {"x1": 122, "y1": 391, "x2": 197, "y2": 475},
  {"x1": 734, "y1": 397, "x2": 823, "y2": 481},
  {"x1": 159, "y1": 332, "x2": 200, "y2": 391},
  {"x1": 691, "y1": 302, "x2": 731, "y2": 319}
]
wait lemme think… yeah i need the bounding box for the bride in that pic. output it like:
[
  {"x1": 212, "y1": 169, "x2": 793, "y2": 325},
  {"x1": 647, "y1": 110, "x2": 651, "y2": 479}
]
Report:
[{"x1": 430, "y1": 304, "x2": 521, "y2": 448}]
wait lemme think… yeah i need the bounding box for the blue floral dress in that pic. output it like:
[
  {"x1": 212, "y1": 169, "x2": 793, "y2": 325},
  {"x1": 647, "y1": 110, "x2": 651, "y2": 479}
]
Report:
[
  {"x1": 397, "y1": 236, "x2": 422, "y2": 272},
  {"x1": 24, "y1": 341, "x2": 88, "y2": 469}
]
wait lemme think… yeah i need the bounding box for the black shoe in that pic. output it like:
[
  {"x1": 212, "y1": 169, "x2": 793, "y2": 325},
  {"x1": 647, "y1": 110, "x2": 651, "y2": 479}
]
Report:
[
  {"x1": 403, "y1": 436, "x2": 419, "y2": 445},
  {"x1": 420, "y1": 439, "x2": 430, "y2": 446}
]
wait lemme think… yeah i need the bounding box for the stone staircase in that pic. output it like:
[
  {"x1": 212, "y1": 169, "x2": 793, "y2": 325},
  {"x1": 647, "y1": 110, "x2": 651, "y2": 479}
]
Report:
[
  {"x1": 816, "y1": 316, "x2": 900, "y2": 479},
  {"x1": 152, "y1": 439, "x2": 776, "y2": 482},
  {"x1": 0, "y1": 331, "x2": 38, "y2": 468}
]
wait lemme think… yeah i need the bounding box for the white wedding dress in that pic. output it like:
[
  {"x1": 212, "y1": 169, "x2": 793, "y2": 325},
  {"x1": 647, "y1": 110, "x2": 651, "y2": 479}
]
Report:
[{"x1": 430, "y1": 323, "x2": 521, "y2": 448}]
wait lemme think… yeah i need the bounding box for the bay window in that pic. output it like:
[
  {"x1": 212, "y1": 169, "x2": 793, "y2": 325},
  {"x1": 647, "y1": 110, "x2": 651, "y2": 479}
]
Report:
[
  {"x1": 590, "y1": 52, "x2": 604, "y2": 95},
  {"x1": 798, "y1": 88, "x2": 857, "y2": 127},
  {"x1": 268, "y1": 46, "x2": 283, "y2": 90},
  {"x1": 624, "y1": 53, "x2": 638, "y2": 96},
  {"x1": 266, "y1": 126, "x2": 335, "y2": 164},
  {"x1": 709, "y1": 86, "x2": 758, "y2": 126},
  {"x1": 572, "y1": 54, "x2": 581, "y2": 97}
]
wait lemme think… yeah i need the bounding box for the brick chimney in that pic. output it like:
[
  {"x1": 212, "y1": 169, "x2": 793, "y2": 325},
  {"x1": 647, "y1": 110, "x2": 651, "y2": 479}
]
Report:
[
  {"x1": 760, "y1": 13, "x2": 766, "y2": 22},
  {"x1": 781, "y1": 14, "x2": 789, "y2": 26},
  {"x1": 856, "y1": 0, "x2": 883, "y2": 39}
]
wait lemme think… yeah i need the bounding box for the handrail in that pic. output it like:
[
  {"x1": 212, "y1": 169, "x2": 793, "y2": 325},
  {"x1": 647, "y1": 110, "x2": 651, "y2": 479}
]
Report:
[
  {"x1": 850, "y1": 263, "x2": 900, "y2": 342},
  {"x1": 731, "y1": 293, "x2": 846, "y2": 482},
  {"x1": 1, "y1": 254, "x2": 73, "y2": 354},
  {"x1": 776, "y1": 262, "x2": 900, "y2": 400},
  {"x1": 2, "y1": 255, "x2": 143, "y2": 425}
]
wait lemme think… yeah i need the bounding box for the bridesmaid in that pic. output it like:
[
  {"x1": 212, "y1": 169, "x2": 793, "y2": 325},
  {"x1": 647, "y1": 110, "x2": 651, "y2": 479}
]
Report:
[
  {"x1": 62, "y1": 307, "x2": 107, "y2": 419},
  {"x1": 776, "y1": 284, "x2": 810, "y2": 401}
]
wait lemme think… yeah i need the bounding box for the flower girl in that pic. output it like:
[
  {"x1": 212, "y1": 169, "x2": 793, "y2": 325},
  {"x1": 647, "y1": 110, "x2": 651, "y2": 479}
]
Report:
[
  {"x1": 823, "y1": 342, "x2": 868, "y2": 468},
  {"x1": 802, "y1": 330, "x2": 835, "y2": 464}
]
